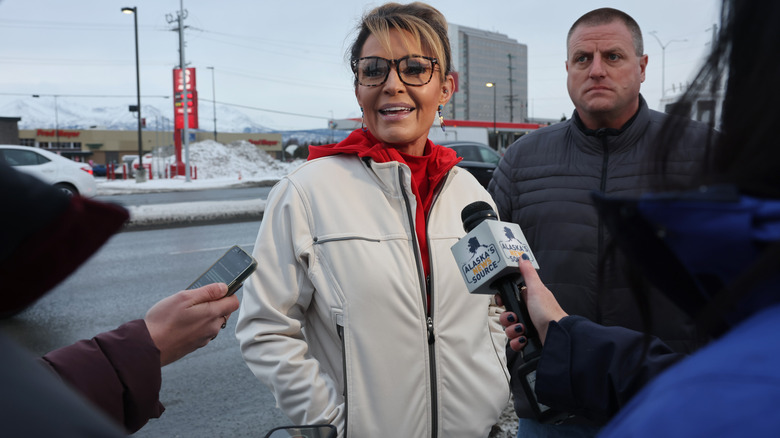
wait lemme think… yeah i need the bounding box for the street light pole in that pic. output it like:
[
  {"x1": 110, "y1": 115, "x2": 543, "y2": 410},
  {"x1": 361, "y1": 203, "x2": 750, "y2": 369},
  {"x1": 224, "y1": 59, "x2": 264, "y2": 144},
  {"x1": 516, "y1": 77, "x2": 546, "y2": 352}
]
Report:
[
  {"x1": 207, "y1": 66, "x2": 217, "y2": 142},
  {"x1": 122, "y1": 6, "x2": 146, "y2": 183},
  {"x1": 649, "y1": 31, "x2": 687, "y2": 98},
  {"x1": 492, "y1": 85, "x2": 496, "y2": 135},
  {"x1": 53, "y1": 95, "x2": 60, "y2": 147},
  {"x1": 486, "y1": 82, "x2": 497, "y2": 139},
  {"x1": 32, "y1": 94, "x2": 60, "y2": 148}
]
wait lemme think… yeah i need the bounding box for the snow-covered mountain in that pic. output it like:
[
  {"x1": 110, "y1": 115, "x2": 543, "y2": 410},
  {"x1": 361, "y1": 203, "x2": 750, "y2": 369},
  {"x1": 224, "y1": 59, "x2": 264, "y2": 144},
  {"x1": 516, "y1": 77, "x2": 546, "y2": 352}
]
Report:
[{"x1": 0, "y1": 97, "x2": 348, "y2": 144}]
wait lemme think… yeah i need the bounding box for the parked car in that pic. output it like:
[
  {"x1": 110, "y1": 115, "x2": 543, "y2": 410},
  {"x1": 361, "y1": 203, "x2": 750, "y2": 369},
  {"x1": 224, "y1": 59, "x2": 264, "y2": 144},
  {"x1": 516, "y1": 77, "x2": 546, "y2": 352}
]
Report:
[
  {"x1": 0, "y1": 145, "x2": 97, "y2": 197},
  {"x1": 91, "y1": 163, "x2": 107, "y2": 177},
  {"x1": 441, "y1": 141, "x2": 502, "y2": 189}
]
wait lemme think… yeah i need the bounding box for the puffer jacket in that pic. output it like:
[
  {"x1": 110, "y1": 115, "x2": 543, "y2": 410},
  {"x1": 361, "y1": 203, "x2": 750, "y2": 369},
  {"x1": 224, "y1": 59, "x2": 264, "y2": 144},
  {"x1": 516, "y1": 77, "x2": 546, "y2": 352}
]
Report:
[
  {"x1": 236, "y1": 154, "x2": 511, "y2": 437},
  {"x1": 489, "y1": 95, "x2": 713, "y2": 422}
]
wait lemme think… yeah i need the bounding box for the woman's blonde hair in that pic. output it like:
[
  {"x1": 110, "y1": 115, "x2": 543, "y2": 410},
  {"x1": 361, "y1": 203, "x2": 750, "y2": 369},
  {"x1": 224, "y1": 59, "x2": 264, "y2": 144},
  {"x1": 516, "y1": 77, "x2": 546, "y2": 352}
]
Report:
[{"x1": 348, "y1": 2, "x2": 451, "y2": 86}]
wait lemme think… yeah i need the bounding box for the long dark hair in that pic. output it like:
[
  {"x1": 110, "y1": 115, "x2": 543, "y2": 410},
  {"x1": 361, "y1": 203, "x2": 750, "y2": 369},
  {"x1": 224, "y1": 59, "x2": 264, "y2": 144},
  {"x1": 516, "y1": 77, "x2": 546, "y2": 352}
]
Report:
[
  {"x1": 659, "y1": 0, "x2": 780, "y2": 197},
  {"x1": 633, "y1": 0, "x2": 780, "y2": 337}
]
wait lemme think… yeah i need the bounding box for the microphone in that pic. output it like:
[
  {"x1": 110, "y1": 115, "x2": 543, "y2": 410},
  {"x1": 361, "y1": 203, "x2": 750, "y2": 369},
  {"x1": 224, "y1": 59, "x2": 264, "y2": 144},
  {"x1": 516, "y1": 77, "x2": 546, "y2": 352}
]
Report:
[
  {"x1": 452, "y1": 201, "x2": 565, "y2": 423},
  {"x1": 453, "y1": 201, "x2": 542, "y2": 356}
]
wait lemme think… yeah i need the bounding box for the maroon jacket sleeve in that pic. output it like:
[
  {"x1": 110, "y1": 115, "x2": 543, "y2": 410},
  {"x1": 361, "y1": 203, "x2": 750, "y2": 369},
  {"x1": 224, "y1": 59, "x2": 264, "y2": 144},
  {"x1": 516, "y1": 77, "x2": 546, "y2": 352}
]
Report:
[{"x1": 39, "y1": 319, "x2": 165, "y2": 433}]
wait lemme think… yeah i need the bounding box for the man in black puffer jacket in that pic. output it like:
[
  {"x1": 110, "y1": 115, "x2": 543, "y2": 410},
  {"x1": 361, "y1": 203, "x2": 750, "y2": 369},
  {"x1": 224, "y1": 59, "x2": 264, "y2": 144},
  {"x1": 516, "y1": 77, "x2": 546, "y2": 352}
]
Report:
[{"x1": 489, "y1": 7, "x2": 714, "y2": 437}]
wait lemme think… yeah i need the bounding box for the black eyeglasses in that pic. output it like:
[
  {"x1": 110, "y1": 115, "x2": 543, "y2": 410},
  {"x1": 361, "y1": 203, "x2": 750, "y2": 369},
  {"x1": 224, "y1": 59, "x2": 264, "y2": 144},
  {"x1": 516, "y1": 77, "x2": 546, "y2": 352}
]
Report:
[{"x1": 352, "y1": 55, "x2": 439, "y2": 87}]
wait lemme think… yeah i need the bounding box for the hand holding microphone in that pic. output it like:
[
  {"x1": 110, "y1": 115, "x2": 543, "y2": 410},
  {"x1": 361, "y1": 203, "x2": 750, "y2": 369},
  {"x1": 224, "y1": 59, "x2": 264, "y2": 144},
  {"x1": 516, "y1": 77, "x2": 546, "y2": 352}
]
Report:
[
  {"x1": 452, "y1": 201, "x2": 567, "y2": 423},
  {"x1": 499, "y1": 259, "x2": 568, "y2": 350},
  {"x1": 452, "y1": 201, "x2": 543, "y2": 358}
]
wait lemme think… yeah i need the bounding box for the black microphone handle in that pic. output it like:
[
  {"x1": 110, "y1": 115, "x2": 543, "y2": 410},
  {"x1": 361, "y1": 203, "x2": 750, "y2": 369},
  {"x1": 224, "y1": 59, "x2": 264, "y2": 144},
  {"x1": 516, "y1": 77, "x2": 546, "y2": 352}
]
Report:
[
  {"x1": 493, "y1": 278, "x2": 542, "y2": 360},
  {"x1": 495, "y1": 279, "x2": 569, "y2": 423}
]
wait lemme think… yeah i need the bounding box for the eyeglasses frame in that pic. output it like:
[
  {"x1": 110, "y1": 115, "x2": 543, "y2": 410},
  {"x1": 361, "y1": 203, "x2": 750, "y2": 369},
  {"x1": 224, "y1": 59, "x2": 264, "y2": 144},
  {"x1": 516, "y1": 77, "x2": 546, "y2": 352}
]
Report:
[{"x1": 351, "y1": 55, "x2": 440, "y2": 87}]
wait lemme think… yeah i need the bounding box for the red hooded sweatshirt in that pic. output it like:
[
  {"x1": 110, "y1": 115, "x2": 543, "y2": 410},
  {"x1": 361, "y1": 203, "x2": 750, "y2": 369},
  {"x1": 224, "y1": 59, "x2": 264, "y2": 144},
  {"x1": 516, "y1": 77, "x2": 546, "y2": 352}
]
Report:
[{"x1": 308, "y1": 129, "x2": 461, "y2": 284}]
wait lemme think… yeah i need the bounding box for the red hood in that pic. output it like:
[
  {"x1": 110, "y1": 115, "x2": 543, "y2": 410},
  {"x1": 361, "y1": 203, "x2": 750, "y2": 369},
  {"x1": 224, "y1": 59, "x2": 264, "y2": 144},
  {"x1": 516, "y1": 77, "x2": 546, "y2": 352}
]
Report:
[{"x1": 308, "y1": 129, "x2": 461, "y2": 182}]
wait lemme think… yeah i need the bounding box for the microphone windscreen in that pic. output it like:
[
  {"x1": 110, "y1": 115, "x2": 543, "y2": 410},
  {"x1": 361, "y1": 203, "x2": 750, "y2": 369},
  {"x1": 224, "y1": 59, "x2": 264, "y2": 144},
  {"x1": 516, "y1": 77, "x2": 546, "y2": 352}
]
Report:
[{"x1": 461, "y1": 201, "x2": 498, "y2": 232}]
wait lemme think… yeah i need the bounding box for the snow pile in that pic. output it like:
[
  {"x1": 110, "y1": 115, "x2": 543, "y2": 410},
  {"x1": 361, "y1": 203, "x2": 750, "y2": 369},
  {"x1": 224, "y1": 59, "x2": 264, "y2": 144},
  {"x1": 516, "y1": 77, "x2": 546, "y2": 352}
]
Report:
[
  {"x1": 97, "y1": 140, "x2": 305, "y2": 195},
  {"x1": 187, "y1": 139, "x2": 301, "y2": 180}
]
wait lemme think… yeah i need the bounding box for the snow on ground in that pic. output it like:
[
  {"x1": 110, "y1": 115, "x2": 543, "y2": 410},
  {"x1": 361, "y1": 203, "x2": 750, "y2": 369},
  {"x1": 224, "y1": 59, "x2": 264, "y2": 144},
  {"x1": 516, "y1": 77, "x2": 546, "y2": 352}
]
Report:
[
  {"x1": 97, "y1": 140, "x2": 304, "y2": 195},
  {"x1": 96, "y1": 140, "x2": 304, "y2": 227},
  {"x1": 188, "y1": 139, "x2": 298, "y2": 180},
  {"x1": 124, "y1": 198, "x2": 268, "y2": 229}
]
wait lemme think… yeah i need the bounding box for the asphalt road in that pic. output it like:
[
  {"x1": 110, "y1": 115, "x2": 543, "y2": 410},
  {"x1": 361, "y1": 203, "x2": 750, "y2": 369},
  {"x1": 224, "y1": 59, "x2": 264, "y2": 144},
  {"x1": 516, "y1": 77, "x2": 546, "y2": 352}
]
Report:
[
  {"x1": 1, "y1": 221, "x2": 292, "y2": 437},
  {"x1": 3, "y1": 186, "x2": 518, "y2": 438}
]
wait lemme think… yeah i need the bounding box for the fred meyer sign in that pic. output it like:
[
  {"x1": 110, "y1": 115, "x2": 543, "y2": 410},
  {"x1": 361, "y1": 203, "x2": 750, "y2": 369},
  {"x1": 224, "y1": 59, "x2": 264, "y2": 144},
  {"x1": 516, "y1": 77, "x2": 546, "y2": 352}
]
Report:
[{"x1": 37, "y1": 129, "x2": 80, "y2": 138}]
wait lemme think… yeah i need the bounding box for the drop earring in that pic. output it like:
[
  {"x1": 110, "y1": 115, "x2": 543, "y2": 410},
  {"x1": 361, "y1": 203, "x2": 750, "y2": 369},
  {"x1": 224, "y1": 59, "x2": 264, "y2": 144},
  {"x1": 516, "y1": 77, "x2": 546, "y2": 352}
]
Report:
[
  {"x1": 438, "y1": 104, "x2": 446, "y2": 132},
  {"x1": 361, "y1": 107, "x2": 367, "y2": 132}
]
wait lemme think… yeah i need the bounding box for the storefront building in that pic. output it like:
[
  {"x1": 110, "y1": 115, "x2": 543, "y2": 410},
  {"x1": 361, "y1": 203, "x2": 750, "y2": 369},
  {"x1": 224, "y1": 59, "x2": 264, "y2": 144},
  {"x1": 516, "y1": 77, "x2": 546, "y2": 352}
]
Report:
[{"x1": 17, "y1": 128, "x2": 283, "y2": 165}]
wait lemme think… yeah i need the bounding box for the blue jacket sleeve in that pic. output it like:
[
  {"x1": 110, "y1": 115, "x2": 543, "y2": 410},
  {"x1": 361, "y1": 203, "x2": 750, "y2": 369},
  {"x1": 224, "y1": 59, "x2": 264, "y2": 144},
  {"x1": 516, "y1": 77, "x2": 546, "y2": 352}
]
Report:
[
  {"x1": 535, "y1": 315, "x2": 686, "y2": 423},
  {"x1": 39, "y1": 319, "x2": 165, "y2": 433}
]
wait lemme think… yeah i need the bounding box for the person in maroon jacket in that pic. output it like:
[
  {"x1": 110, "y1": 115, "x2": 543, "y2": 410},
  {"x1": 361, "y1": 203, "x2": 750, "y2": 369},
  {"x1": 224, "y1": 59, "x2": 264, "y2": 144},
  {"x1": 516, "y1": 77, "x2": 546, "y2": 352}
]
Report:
[{"x1": 0, "y1": 162, "x2": 239, "y2": 434}]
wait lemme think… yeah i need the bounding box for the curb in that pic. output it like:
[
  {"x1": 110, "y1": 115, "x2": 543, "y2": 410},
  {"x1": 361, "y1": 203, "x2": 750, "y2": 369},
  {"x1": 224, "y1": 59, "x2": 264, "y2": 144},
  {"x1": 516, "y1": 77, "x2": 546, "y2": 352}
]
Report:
[
  {"x1": 121, "y1": 198, "x2": 267, "y2": 231},
  {"x1": 95, "y1": 178, "x2": 279, "y2": 196}
]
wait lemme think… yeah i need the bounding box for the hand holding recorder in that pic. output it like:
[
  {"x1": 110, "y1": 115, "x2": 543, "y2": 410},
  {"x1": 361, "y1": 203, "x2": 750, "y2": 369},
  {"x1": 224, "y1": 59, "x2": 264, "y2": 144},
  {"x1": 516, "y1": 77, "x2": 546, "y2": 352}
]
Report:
[{"x1": 145, "y1": 283, "x2": 239, "y2": 366}]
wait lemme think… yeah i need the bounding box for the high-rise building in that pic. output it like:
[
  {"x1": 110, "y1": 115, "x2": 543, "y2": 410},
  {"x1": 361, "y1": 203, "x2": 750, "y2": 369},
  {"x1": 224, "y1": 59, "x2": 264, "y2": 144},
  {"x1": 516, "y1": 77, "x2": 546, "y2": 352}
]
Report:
[{"x1": 446, "y1": 24, "x2": 528, "y2": 124}]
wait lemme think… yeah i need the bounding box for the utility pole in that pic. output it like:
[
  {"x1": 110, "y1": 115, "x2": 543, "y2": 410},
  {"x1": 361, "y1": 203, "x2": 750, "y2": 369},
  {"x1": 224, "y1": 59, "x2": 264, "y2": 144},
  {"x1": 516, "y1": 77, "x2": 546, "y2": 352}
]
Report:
[
  {"x1": 207, "y1": 66, "x2": 217, "y2": 142},
  {"x1": 709, "y1": 24, "x2": 719, "y2": 93},
  {"x1": 507, "y1": 54, "x2": 515, "y2": 122},
  {"x1": 166, "y1": 0, "x2": 190, "y2": 182},
  {"x1": 179, "y1": 0, "x2": 189, "y2": 182}
]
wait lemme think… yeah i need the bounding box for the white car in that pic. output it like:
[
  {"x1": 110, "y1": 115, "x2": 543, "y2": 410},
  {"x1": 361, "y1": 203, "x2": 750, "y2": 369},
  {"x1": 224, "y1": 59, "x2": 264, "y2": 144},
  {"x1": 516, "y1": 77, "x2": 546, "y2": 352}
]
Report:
[{"x1": 0, "y1": 145, "x2": 97, "y2": 197}]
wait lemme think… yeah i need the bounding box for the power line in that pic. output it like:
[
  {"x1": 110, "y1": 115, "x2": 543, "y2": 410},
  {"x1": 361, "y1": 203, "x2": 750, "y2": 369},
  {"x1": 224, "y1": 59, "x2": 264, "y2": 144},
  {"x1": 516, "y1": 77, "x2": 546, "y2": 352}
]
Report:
[
  {"x1": 0, "y1": 92, "x2": 169, "y2": 99},
  {"x1": 1, "y1": 92, "x2": 330, "y2": 121},
  {"x1": 201, "y1": 98, "x2": 330, "y2": 120},
  {"x1": 0, "y1": 57, "x2": 174, "y2": 67},
  {"x1": 0, "y1": 18, "x2": 140, "y2": 32}
]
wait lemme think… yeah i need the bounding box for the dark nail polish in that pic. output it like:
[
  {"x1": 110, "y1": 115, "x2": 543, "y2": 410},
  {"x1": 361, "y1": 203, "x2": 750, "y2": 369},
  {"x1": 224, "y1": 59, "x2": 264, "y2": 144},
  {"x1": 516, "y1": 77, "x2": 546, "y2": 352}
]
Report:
[
  {"x1": 518, "y1": 336, "x2": 527, "y2": 344},
  {"x1": 507, "y1": 314, "x2": 516, "y2": 323}
]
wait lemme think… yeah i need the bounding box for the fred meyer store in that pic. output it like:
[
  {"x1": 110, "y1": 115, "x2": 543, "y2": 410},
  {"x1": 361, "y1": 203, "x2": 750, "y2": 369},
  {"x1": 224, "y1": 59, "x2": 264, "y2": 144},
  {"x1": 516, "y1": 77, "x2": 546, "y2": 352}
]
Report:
[{"x1": 18, "y1": 128, "x2": 283, "y2": 165}]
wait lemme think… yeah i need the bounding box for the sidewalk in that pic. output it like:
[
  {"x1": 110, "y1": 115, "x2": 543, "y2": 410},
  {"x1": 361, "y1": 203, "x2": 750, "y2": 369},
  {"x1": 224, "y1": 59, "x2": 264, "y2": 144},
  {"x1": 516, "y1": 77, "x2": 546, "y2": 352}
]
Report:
[{"x1": 96, "y1": 177, "x2": 275, "y2": 231}]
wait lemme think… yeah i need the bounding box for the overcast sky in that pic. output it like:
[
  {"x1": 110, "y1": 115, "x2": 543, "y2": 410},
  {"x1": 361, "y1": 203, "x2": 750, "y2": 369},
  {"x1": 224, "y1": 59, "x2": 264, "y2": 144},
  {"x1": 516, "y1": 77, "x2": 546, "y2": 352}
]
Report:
[{"x1": 0, "y1": 0, "x2": 721, "y2": 131}]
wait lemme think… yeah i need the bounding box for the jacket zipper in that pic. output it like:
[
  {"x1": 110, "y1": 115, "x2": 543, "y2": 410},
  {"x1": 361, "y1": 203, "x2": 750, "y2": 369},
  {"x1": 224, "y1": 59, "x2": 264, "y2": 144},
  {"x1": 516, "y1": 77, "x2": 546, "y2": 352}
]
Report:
[
  {"x1": 596, "y1": 130, "x2": 610, "y2": 325},
  {"x1": 337, "y1": 324, "x2": 348, "y2": 437},
  {"x1": 398, "y1": 165, "x2": 439, "y2": 438},
  {"x1": 313, "y1": 236, "x2": 381, "y2": 244}
]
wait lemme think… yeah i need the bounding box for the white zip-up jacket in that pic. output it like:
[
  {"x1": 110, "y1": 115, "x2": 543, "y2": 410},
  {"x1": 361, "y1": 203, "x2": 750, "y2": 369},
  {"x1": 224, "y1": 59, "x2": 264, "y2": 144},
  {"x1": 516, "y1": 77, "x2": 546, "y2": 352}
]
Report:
[{"x1": 236, "y1": 153, "x2": 511, "y2": 437}]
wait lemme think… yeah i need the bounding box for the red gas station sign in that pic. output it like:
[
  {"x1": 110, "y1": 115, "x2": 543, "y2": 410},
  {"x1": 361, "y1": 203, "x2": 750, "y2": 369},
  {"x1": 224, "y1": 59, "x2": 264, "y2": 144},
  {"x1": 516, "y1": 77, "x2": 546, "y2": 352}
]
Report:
[
  {"x1": 173, "y1": 67, "x2": 199, "y2": 129},
  {"x1": 170, "y1": 67, "x2": 199, "y2": 178}
]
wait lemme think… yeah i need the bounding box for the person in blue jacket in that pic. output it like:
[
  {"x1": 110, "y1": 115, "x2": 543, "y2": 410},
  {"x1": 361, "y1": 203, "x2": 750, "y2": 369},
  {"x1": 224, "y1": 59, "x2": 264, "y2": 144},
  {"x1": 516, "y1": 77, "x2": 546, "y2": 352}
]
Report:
[{"x1": 501, "y1": 0, "x2": 780, "y2": 435}]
